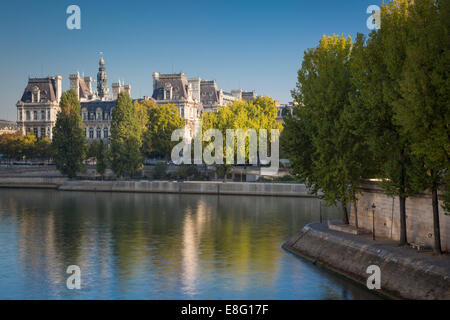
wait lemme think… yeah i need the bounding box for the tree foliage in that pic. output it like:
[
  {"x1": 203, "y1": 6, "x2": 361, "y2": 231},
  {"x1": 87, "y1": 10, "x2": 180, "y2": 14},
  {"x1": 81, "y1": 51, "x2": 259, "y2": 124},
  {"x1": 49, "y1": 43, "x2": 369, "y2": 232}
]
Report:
[
  {"x1": 52, "y1": 89, "x2": 86, "y2": 178},
  {"x1": 96, "y1": 141, "x2": 108, "y2": 178},
  {"x1": 143, "y1": 103, "x2": 184, "y2": 159},
  {"x1": 202, "y1": 96, "x2": 282, "y2": 176},
  {"x1": 110, "y1": 92, "x2": 143, "y2": 177},
  {"x1": 283, "y1": 34, "x2": 365, "y2": 224}
]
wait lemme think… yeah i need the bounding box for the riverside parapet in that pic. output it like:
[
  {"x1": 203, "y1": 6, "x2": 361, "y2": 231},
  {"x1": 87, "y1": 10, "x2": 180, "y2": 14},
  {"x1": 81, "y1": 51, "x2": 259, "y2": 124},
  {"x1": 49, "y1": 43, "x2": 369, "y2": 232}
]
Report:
[
  {"x1": 58, "y1": 180, "x2": 315, "y2": 197},
  {"x1": 0, "y1": 177, "x2": 315, "y2": 197},
  {"x1": 282, "y1": 222, "x2": 450, "y2": 300}
]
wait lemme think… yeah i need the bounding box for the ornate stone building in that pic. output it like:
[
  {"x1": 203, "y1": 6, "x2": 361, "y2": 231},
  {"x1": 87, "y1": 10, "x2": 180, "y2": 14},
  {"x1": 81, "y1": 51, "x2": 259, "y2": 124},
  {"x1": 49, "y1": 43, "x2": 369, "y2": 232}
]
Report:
[
  {"x1": 16, "y1": 58, "x2": 258, "y2": 143},
  {"x1": 0, "y1": 120, "x2": 18, "y2": 135},
  {"x1": 16, "y1": 76, "x2": 62, "y2": 139},
  {"x1": 151, "y1": 72, "x2": 202, "y2": 138},
  {"x1": 151, "y1": 72, "x2": 257, "y2": 114}
]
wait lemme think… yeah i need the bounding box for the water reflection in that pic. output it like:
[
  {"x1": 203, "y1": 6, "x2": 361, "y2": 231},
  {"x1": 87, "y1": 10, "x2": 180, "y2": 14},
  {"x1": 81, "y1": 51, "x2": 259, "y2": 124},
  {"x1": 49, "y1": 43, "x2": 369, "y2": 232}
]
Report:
[{"x1": 0, "y1": 189, "x2": 380, "y2": 299}]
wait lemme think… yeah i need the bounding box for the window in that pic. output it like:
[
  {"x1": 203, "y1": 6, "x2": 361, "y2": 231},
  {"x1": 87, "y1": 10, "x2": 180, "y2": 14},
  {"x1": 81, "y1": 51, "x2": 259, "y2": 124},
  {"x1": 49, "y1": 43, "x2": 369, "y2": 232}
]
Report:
[
  {"x1": 33, "y1": 111, "x2": 38, "y2": 120},
  {"x1": 26, "y1": 128, "x2": 30, "y2": 134},
  {"x1": 33, "y1": 128, "x2": 38, "y2": 136},
  {"x1": 41, "y1": 110, "x2": 45, "y2": 120},
  {"x1": 40, "y1": 127, "x2": 45, "y2": 138},
  {"x1": 104, "y1": 127, "x2": 108, "y2": 139},
  {"x1": 33, "y1": 92, "x2": 39, "y2": 103},
  {"x1": 26, "y1": 111, "x2": 30, "y2": 120},
  {"x1": 19, "y1": 111, "x2": 22, "y2": 121},
  {"x1": 84, "y1": 128, "x2": 87, "y2": 137},
  {"x1": 97, "y1": 112, "x2": 102, "y2": 120},
  {"x1": 89, "y1": 128, "x2": 94, "y2": 139},
  {"x1": 47, "y1": 110, "x2": 50, "y2": 121},
  {"x1": 96, "y1": 128, "x2": 101, "y2": 139}
]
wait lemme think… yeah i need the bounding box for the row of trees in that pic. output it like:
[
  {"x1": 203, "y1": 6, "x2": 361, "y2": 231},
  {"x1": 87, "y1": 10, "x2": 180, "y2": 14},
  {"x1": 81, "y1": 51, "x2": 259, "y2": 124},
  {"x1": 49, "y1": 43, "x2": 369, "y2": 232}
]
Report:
[
  {"x1": 51, "y1": 89, "x2": 282, "y2": 180},
  {"x1": 202, "y1": 96, "x2": 282, "y2": 178},
  {"x1": 0, "y1": 133, "x2": 52, "y2": 161},
  {"x1": 282, "y1": 0, "x2": 449, "y2": 253},
  {"x1": 50, "y1": 90, "x2": 186, "y2": 179}
]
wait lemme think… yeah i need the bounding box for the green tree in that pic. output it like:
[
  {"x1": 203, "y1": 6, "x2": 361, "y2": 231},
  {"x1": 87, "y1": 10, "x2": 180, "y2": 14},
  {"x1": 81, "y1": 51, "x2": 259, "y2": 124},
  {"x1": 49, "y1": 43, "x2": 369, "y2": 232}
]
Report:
[
  {"x1": 143, "y1": 103, "x2": 184, "y2": 159},
  {"x1": 393, "y1": 0, "x2": 450, "y2": 253},
  {"x1": 0, "y1": 133, "x2": 20, "y2": 162},
  {"x1": 35, "y1": 137, "x2": 52, "y2": 161},
  {"x1": 96, "y1": 141, "x2": 108, "y2": 178},
  {"x1": 86, "y1": 140, "x2": 101, "y2": 159},
  {"x1": 110, "y1": 92, "x2": 143, "y2": 177},
  {"x1": 135, "y1": 99, "x2": 156, "y2": 133},
  {"x1": 201, "y1": 97, "x2": 281, "y2": 180},
  {"x1": 284, "y1": 34, "x2": 364, "y2": 225},
  {"x1": 18, "y1": 132, "x2": 37, "y2": 160},
  {"x1": 51, "y1": 89, "x2": 86, "y2": 178},
  {"x1": 346, "y1": 1, "x2": 424, "y2": 245}
]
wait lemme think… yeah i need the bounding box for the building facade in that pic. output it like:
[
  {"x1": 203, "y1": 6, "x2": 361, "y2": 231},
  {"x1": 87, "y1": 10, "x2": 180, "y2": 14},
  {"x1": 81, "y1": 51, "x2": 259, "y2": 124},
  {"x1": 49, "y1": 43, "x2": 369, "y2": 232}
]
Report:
[
  {"x1": 16, "y1": 58, "x2": 258, "y2": 143},
  {"x1": 16, "y1": 76, "x2": 62, "y2": 139},
  {"x1": 0, "y1": 120, "x2": 18, "y2": 135}
]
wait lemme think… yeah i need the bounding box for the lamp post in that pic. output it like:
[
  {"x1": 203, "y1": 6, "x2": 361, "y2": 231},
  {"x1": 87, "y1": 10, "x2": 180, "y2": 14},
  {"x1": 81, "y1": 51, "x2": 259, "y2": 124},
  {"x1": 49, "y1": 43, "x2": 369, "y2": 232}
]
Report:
[
  {"x1": 371, "y1": 203, "x2": 376, "y2": 241},
  {"x1": 319, "y1": 200, "x2": 322, "y2": 224}
]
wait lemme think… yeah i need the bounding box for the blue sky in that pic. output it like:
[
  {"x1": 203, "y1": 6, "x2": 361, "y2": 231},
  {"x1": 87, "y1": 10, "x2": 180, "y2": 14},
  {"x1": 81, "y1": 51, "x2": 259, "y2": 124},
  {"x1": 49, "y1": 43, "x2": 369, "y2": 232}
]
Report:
[{"x1": 0, "y1": 0, "x2": 381, "y2": 120}]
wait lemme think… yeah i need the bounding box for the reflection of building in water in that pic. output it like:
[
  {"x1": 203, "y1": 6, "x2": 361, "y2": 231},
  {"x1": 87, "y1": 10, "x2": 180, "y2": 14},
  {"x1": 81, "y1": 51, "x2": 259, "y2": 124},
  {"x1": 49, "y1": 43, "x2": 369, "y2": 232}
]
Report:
[
  {"x1": 16, "y1": 205, "x2": 65, "y2": 290},
  {"x1": 181, "y1": 201, "x2": 208, "y2": 295}
]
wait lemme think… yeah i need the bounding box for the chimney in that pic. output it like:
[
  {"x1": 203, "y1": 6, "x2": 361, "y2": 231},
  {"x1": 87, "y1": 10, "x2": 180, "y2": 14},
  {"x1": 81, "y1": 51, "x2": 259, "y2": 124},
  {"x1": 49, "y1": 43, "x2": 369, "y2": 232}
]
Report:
[
  {"x1": 152, "y1": 72, "x2": 159, "y2": 91},
  {"x1": 123, "y1": 84, "x2": 131, "y2": 97},
  {"x1": 69, "y1": 73, "x2": 80, "y2": 98},
  {"x1": 112, "y1": 82, "x2": 121, "y2": 100},
  {"x1": 55, "y1": 75, "x2": 62, "y2": 102},
  {"x1": 83, "y1": 77, "x2": 92, "y2": 94}
]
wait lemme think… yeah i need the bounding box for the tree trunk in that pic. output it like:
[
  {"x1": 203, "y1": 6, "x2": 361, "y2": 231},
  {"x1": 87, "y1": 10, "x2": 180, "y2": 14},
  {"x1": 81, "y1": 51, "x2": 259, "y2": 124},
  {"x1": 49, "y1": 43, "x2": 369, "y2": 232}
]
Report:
[
  {"x1": 399, "y1": 195, "x2": 407, "y2": 245},
  {"x1": 431, "y1": 186, "x2": 442, "y2": 254},
  {"x1": 341, "y1": 202, "x2": 349, "y2": 225},
  {"x1": 399, "y1": 153, "x2": 407, "y2": 246},
  {"x1": 353, "y1": 200, "x2": 359, "y2": 229}
]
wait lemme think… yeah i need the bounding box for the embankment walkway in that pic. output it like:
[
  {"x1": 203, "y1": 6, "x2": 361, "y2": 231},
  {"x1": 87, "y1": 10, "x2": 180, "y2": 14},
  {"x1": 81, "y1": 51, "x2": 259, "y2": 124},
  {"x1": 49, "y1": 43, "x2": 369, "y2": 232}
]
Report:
[{"x1": 283, "y1": 222, "x2": 450, "y2": 300}]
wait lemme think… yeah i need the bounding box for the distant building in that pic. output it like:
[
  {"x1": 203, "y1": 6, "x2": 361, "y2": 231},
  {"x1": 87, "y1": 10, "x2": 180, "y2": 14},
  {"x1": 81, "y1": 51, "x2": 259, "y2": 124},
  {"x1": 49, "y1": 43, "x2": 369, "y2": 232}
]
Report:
[
  {"x1": 16, "y1": 76, "x2": 63, "y2": 139},
  {"x1": 276, "y1": 102, "x2": 295, "y2": 123},
  {"x1": 0, "y1": 120, "x2": 18, "y2": 135},
  {"x1": 16, "y1": 57, "x2": 261, "y2": 143}
]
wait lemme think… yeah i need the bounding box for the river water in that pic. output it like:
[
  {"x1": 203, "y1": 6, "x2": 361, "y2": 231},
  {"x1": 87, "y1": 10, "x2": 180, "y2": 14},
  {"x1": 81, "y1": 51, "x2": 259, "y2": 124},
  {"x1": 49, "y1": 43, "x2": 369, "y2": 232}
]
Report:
[{"x1": 0, "y1": 188, "x2": 380, "y2": 299}]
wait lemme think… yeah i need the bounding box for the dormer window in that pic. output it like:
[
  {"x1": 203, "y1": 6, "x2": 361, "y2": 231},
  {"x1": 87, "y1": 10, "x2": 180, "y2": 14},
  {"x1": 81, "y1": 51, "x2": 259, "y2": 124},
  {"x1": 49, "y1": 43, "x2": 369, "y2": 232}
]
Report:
[
  {"x1": 164, "y1": 83, "x2": 172, "y2": 100},
  {"x1": 32, "y1": 87, "x2": 40, "y2": 103}
]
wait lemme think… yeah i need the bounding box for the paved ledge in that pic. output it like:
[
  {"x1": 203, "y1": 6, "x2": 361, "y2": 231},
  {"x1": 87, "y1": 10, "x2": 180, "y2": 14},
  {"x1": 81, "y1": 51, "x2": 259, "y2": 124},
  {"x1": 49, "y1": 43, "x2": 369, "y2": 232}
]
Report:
[
  {"x1": 0, "y1": 176, "x2": 68, "y2": 189},
  {"x1": 282, "y1": 222, "x2": 450, "y2": 300},
  {"x1": 57, "y1": 180, "x2": 315, "y2": 197}
]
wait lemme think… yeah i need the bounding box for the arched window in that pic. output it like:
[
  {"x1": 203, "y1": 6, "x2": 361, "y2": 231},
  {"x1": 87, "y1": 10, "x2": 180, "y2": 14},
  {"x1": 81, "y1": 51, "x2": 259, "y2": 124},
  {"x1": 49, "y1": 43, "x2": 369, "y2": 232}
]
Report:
[{"x1": 96, "y1": 127, "x2": 101, "y2": 139}]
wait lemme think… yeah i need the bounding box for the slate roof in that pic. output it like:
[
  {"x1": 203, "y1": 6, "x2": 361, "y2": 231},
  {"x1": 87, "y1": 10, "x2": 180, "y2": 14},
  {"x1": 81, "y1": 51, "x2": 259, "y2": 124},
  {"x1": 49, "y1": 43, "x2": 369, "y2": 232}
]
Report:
[
  {"x1": 152, "y1": 73, "x2": 189, "y2": 100},
  {"x1": 78, "y1": 78, "x2": 91, "y2": 99},
  {"x1": 200, "y1": 80, "x2": 219, "y2": 106},
  {"x1": 80, "y1": 100, "x2": 116, "y2": 113},
  {"x1": 20, "y1": 77, "x2": 58, "y2": 103},
  {"x1": 80, "y1": 98, "x2": 150, "y2": 113}
]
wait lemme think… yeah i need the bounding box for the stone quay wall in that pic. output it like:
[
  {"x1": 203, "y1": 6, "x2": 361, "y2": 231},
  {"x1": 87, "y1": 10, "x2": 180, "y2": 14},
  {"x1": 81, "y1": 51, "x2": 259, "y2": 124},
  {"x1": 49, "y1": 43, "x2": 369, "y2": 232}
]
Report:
[
  {"x1": 0, "y1": 176, "x2": 314, "y2": 198},
  {"x1": 57, "y1": 180, "x2": 314, "y2": 197},
  {"x1": 350, "y1": 181, "x2": 450, "y2": 252},
  {"x1": 283, "y1": 222, "x2": 450, "y2": 300}
]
